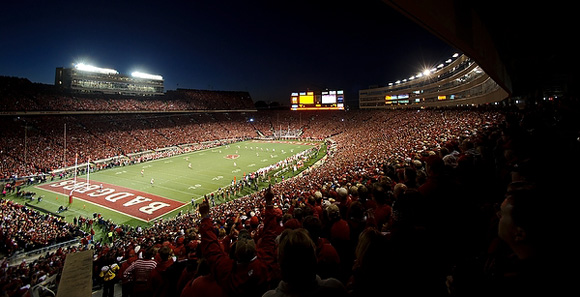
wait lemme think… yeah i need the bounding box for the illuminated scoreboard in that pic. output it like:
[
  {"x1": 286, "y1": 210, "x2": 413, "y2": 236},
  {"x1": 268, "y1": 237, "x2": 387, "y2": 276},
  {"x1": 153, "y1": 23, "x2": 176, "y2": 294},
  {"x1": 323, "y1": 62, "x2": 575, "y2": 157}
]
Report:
[{"x1": 291, "y1": 90, "x2": 344, "y2": 110}]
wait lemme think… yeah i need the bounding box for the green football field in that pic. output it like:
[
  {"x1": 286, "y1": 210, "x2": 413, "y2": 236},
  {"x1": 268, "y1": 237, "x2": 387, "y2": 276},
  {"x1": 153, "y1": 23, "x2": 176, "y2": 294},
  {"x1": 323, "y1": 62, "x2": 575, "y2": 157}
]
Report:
[{"x1": 21, "y1": 140, "x2": 323, "y2": 227}]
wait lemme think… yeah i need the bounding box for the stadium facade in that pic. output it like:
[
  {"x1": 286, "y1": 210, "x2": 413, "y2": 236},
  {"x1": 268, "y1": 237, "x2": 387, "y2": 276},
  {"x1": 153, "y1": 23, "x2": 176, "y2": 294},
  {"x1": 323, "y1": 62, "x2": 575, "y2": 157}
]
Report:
[
  {"x1": 55, "y1": 64, "x2": 164, "y2": 96},
  {"x1": 359, "y1": 54, "x2": 509, "y2": 108}
]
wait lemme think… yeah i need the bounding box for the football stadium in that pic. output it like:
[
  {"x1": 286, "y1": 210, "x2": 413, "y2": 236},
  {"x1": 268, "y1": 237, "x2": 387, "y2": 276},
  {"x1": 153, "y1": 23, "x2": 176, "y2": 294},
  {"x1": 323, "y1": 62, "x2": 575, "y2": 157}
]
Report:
[{"x1": 1, "y1": 2, "x2": 577, "y2": 297}]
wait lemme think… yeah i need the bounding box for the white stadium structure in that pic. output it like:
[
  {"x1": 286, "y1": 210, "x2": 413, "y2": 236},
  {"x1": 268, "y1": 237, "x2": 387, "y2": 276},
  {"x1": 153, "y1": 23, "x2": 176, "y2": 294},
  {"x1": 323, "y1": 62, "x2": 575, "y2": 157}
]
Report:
[{"x1": 359, "y1": 53, "x2": 509, "y2": 109}]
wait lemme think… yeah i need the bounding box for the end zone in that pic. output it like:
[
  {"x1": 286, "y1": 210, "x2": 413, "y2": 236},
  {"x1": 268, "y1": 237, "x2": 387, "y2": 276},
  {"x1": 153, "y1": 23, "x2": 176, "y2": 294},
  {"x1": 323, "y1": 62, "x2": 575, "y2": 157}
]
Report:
[{"x1": 37, "y1": 178, "x2": 186, "y2": 222}]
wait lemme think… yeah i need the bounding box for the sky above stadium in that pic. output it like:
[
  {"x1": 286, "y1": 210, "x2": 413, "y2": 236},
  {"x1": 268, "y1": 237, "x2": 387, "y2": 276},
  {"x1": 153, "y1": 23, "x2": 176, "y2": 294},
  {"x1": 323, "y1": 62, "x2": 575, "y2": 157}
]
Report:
[{"x1": 0, "y1": 0, "x2": 456, "y2": 106}]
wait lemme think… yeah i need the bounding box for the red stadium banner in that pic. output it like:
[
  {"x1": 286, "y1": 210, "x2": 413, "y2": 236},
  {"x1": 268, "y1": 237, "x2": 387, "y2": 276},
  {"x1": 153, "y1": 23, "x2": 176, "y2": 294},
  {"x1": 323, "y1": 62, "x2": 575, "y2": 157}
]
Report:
[{"x1": 37, "y1": 178, "x2": 186, "y2": 222}]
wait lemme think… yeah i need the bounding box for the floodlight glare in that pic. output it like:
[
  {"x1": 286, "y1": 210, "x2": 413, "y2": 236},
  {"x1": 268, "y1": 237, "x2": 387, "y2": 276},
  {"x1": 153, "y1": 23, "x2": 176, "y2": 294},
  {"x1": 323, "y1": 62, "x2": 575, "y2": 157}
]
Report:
[
  {"x1": 131, "y1": 71, "x2": 163, "y2": 81},
  {"x1": 75, "y1": 63, "x2": 118, "y2": 75}
]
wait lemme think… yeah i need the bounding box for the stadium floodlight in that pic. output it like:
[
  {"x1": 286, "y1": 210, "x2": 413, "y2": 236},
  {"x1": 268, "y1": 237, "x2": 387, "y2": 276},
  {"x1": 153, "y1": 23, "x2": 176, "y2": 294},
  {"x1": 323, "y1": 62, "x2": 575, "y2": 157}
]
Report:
[
  {"x1": 452, "y1": 53, "x2": 459, "y2": 58},
  {"x1": 75, "y1": 63, "x2": 119, "y2": 75},
  {"x1": 423, "y1": 69, "x2": 431, "y2": 76},
  {"x1": 131, "y1": 71, "x2": 163, "y2": 81}
]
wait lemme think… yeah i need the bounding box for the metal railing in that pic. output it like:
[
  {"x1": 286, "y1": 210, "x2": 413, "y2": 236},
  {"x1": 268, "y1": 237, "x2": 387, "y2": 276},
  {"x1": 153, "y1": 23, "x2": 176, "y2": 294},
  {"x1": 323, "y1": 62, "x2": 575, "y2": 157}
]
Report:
[{"x1": 7, "y1": 238, "x2": 81, "y2": 266}]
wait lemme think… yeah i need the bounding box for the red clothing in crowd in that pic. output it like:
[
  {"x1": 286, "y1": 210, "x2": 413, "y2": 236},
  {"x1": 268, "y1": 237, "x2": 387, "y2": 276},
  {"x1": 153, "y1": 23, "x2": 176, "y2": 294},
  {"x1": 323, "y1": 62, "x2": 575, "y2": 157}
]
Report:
[
  {"x1": 199, "y1": 205, "x2": 279, "y2": 297},
  {"x1": 330, "y1": 219, "x2": 351, "y2": 242},
  {"x1": 180, "y1": 274, "x2": 227, "y2": 297},
  {"x1": 373, "y1": 203, "x2": 392, "y2": 230},
  {"x1": 149, "y1": 257, "x2": 174, "y2": 297},
  {"x1": 315, "y1": 237, "x2": 341, "y2": 279}
]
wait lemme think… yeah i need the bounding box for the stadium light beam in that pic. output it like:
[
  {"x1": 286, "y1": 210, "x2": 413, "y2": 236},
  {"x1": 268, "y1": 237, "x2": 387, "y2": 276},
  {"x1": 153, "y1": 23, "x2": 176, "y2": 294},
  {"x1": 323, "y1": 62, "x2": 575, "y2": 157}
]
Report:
[
  {"x1": 131, "y1": 71, "x2": 163, "y2": 81},
  {"x1": 75, "y1": 63, "x2": 118, "y2": 75}
]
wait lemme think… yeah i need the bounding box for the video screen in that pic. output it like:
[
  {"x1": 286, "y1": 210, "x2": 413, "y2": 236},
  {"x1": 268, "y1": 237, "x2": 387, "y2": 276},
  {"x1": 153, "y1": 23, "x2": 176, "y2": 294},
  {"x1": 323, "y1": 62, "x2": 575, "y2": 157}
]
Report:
[
  {"x1": 291, "y1": 90, "x2": 344, "y2": 111},
  {"x1": 321, "y1": 91, "x2": 336, "y2": 104},
  {"x1": 299, "y1": 92, "x2": 314, "y2": 104}
]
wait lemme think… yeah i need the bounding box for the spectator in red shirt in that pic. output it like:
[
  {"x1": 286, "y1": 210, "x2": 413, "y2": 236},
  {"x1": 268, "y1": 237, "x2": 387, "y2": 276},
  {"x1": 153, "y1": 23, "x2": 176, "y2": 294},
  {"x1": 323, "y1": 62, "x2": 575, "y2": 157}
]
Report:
[
  {"x1": 302, "y1": 215, "x2": 342, "y2": 281},
  {"x1": 149, "y1": 245, "x2": 174, "y2": 297},
  {"x1": 180, "y1": 257, "x2": 226, "y2": 297},
  {"x1": 325, "y1": 203, "x2": 352, "y2": 282},
  {"x1": 198, "y1": 187, "x2": 278, "y2": 297},
  {"x1": 371, "y1": 183, "x2": 393, "y2": 231}
]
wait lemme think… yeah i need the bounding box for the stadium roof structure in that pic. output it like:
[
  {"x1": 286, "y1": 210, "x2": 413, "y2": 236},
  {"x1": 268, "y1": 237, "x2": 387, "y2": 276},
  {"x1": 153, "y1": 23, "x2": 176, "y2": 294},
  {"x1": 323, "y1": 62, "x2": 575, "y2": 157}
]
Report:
[{"x1": 384, "y1": 0, "x2": 577, "y2": 100}]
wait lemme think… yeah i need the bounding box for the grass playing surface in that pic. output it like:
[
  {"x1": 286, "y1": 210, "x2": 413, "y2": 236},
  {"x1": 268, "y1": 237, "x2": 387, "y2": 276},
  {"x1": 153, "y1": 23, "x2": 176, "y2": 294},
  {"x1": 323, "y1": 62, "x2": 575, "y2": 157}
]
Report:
[{"x1": 22, "y1": 140, "x2": 322, "y2": 227}]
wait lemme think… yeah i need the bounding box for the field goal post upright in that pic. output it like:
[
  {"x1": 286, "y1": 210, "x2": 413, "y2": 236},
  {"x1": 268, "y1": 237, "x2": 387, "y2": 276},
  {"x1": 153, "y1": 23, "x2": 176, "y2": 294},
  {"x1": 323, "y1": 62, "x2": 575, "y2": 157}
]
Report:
[
  {"x1": 86, "y1": 156, "x2": 90, "y2": 190},
  {"x1": 69, "y1": 153, "x2": 78, "y2": 204}
]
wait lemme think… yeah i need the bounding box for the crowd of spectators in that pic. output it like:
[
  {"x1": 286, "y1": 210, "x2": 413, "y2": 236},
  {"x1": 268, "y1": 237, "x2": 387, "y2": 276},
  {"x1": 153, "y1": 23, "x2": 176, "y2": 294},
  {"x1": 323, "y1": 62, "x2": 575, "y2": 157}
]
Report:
[
  {"x1": 0, "y1": 77, "x2": 255, "y2": 112},
  {"x1": 0, "y1": 200, "x2": 84, "y2": 256},
  {"x1": 1, "y1": 77, "x2": 578, "y2": 297}
]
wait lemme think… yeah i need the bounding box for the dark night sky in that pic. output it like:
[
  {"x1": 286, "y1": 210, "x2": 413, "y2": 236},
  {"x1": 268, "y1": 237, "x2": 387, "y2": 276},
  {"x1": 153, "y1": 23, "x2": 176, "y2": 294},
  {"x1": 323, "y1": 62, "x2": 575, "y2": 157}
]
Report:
[{"x1": 0, "y1": 0, "x2": 457, "y2": 106}]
